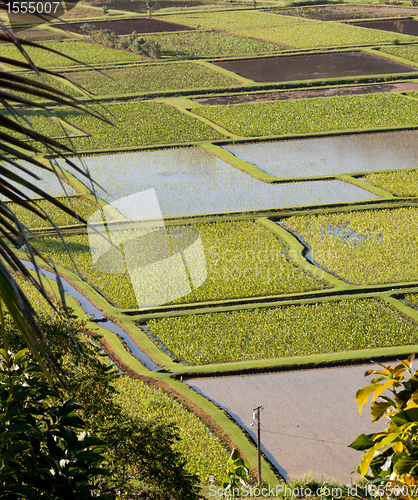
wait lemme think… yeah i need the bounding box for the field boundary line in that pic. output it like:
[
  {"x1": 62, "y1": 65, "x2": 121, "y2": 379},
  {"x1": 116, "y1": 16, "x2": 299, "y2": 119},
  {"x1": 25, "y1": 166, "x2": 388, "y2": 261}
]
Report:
[
  {"x1": 258, "y1": 217, "x2": 345, "y2": 288},
  {"x1": 200, "y1": 143, "x2": 277, "y2": 182}
]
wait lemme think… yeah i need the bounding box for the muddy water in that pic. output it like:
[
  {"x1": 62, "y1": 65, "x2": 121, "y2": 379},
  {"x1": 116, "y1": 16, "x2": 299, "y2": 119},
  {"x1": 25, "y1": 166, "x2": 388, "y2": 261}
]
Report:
[
  {"x1": 214, "y1": 51, "x2": 418, "y2": 83},
  {"x1": 186, "y1": 360, "x2": 394, "y2": 482},
  {"x1": 61, "y1": 148, "x2": 377, "y2": 215},
  {"x1": 194, "y1": 82, "x2": 418, "y2": 106},
  {"x1": 223, "y1": 130, "x2": 418, "y2": 178},
  {"x1": 352, "y1": 19, "x2": 418, "y2": 37}
]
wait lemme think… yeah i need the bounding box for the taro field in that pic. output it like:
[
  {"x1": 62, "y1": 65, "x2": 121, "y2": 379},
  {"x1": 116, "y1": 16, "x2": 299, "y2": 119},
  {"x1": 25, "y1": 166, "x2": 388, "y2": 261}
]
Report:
[{"x1": 9, "y1": 0, "x2": 418, "y2": 490}]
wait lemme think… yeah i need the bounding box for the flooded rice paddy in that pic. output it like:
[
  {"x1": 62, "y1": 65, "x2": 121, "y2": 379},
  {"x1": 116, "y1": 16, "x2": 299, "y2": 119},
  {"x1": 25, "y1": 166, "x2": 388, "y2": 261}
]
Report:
[
  {"x1": 1, "y1": 162, "x2": 75, "y2": 201},
  {"x1": 213, "y1": 51, "x2": 418, "y2": 83},
  {"x1": 187, "y1": 361, "x2": 390, "y2": 483},
  {"x1": 62, "y1": 148, "x2": 377, "y2": 215},
  {"x1": 274, "y1": 4, "x2": 418, "y2": 21},
  {"x1": 223, "y1": 130, "x2": 418, "y2": 178},
  {"x1": 352, "y1": 19, "x2": 418, "y2": 37}
]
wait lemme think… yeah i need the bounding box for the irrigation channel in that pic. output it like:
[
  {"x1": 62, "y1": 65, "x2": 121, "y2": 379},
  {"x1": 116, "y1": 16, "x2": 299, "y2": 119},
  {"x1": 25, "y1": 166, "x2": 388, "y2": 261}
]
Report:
[
  {"x1": 186, "y1": 361, "x2": 395, "y2": 483},
  {"x1": 21, "y1": 260, "x2": 160, "y2": 371}
]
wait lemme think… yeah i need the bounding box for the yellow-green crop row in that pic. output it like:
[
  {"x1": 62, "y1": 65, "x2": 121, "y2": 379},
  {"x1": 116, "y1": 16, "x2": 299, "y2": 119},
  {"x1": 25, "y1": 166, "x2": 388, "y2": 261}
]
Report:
[
  {"x1": 8, "y1": 196, "x2": 97, "y2": 229},
  {"x1": 54, "y1": 101, "x2": 223, "y2": 150},
  {"x1": 365, "y1": 170, "x2": 418, "y2": 197},
  {"x1": 406, "y1": 293, "x2": 418, "y2": 307},
  {"x1": 0, "y1": 40, "x2": 142, "y2": 68},
  {"x1": 380, "y1": 45, "x2": 418, "y2": 64},
  {"x1": 145, "y1": 298, "x2": 418, "y2": 364},
  {"x1": 32, "y1": 220, "x2": 327, "y2": 308},
  {"x1": 2, "y1": 101, "x2": 223, "y2": 151},
  {"x1": 113, "y1": 376, "x2": 229, "y2": 483},
  {"x1": 146, "y1": 31, "x2": 281, "y2": 58},
  {"x1": 283, "y1": 207, "x2": 418, "y2": 285},
  {"x1": 0, "y1": 107, "x2": 68, "y2": 140},
  {"x1": 173, "y1": 220, "x2": 327, "y2": 304},
  {"x1": 193, "y1": 93, "x2": 418, "y2": 138},
  {"x1": 159, "y1": 11, "x2": 416, "y2": 47},
  {"x1": 49, "y1": 62, "x2": 241, "y2": 96}
]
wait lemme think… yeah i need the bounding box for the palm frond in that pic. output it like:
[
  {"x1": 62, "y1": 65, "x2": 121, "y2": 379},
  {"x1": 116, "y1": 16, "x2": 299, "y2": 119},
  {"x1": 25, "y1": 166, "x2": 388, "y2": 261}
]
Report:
[{"x1": 0, "y1": 16, "x2": 111, "y2": 382}]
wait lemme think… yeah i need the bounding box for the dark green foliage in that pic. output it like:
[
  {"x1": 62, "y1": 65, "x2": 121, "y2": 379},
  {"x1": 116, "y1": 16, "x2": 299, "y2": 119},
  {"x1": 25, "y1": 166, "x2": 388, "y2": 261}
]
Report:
[
  {"x1": 81, "y1": 25, "x2": 161, "y2": 59},
  {"x1": 0, "y1": 349, "x2": 110, "y2": 499},
  {"x1": 0, "y1": 306, "x2": 202, "y2": 498}
]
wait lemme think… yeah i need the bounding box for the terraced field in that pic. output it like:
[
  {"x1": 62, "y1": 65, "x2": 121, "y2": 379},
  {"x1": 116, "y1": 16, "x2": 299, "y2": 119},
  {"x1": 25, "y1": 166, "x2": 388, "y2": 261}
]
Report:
[
  {"x1": 146, "y1": 298, "x2": 418, "y2": 364},
  {"x1": 283, "y1": 207, "x2": 418, "y2": 285}
]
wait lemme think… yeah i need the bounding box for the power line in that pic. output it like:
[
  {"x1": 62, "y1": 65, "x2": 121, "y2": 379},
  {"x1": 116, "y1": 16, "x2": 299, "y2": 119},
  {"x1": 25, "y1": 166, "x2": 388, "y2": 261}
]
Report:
[{"x1": 261, "y1": 428, "x2": 348, "y2": 447}]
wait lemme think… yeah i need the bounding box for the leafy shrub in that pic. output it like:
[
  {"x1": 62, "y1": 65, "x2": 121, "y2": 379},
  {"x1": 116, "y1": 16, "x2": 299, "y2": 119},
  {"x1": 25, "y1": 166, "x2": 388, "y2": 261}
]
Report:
[
  {"x1": 81, "y1": 26, "x2": 161, "y2": 59},
  {"x1": 0, "y1": 349, "x2": 109, "y2": 498}
]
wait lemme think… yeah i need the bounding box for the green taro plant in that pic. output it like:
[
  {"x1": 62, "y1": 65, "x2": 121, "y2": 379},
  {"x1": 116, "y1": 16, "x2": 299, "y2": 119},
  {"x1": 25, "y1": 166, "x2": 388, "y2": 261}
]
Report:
[
  {"x1": 160, "y1": 11, "x2": 415, "y2": 47},
  {"x1": 365, "y1": 171, "x2": 418, "y2": 198},
  {"x1": 32, "y1": 220, "x2": 327, "y2": 308},
  {"x1": 283, "y1": 207, "x2": 418, "y2": 286},
  {"x1": 145, "y1": 298, "x2": 418, "y2": 365},
  {"x1": 43, "y1": 63, "x2": 240, "y2": 97},
  {"x1": 148, "y1": 31, "x2": 280, "y2": 58},
  {"x1": 12, "y1": 101, "x2": 223, "y2": 152},
  {"x1": 379, "y1": 45, "x2": 418, "y2": 64},
  {"x1": 113, "y1": 376, "x2": 229, "y2": 484},
  {"x1": 193, "y1": 94, "x2": 418, "y2": 139},
  {"x1": 0, "y1": 40, "x2": 141, "y2": 68}
]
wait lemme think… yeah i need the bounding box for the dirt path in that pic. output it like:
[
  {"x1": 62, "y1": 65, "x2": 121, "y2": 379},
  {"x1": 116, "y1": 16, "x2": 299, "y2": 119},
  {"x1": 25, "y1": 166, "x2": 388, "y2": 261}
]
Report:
[{"x1": 186, "y1": 360, "x2": 396, "y2": 483}]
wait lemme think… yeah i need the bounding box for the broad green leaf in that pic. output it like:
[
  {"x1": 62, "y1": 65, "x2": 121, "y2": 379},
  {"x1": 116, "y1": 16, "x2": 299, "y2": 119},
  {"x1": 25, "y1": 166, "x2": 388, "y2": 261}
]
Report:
[
  {"x1": 3, "y1": 442, "x2": 30, "y2": 463},
  {"x1": 394, "y1": 453, "x2": 418, "y2": 475},
  {"x1": 359, "y1": 434, "x2": 398, "y2": 476},
  {"x1": 349, "y1": 434, "x2": 375, "y2": 451},
  {"x1": 371, "y1": 401, "x2": 392, "y2": 422},
  {"x1": 372, "y1": 379, "x2": 397, "y2": 403},
  {"x1": 392, "y1": 408, "x2": 418, "y2": 426}
]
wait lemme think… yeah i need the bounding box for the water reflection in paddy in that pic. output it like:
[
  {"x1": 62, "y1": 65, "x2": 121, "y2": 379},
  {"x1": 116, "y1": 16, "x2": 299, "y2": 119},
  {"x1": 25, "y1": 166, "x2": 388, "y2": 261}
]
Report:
[
  {"x1": 223, "y1": 130, "x2": 418, "y2": 179},
  {"x1": 0, "y1": 162, "x2": 76, "y2": 200},
  {"x1": 63, "y1": 148, "x2": 376, "y2": 216}
]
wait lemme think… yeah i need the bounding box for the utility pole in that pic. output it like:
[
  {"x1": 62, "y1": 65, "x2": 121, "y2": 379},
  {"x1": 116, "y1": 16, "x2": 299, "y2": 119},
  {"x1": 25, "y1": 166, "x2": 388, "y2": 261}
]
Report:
[{"x1": 252, "y1": 404, "x2": 263, "y2": 484}]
